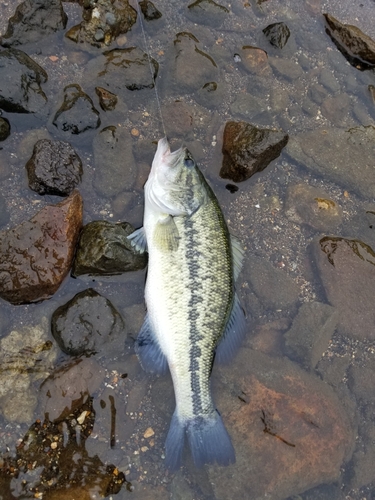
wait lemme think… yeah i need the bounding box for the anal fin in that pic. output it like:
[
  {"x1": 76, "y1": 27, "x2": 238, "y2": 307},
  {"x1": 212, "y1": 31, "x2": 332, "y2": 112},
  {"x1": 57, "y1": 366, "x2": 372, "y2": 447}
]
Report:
[
  {"x1": 135, "y1": 314, "x2": 168, "y2": 374},
  {"x1": 215, "y1": 293, "x2": 247, "y2": 364}
]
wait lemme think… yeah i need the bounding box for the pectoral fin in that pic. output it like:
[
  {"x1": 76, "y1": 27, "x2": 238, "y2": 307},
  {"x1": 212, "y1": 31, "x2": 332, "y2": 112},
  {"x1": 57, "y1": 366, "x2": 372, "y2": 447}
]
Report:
[
  {"x1": 127, "y1": 227, "x2": 147, "y2": 253},
  {"x1": 153, "y1": 215, "x2": 180, "y2": 252}
]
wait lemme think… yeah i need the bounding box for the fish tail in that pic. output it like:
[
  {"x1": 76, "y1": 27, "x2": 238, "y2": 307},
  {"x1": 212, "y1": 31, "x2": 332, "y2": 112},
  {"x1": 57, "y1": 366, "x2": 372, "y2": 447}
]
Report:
[{"x1": 165, "y1": 409, "x2": 235, "y2": 470}]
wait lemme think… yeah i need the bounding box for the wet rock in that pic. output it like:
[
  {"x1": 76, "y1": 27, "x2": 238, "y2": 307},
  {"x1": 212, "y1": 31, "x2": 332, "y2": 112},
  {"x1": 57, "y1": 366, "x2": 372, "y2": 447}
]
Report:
[
  {"x1": 319, "y1": 68, "x2": 340, "y2": 93},
  {"x1": 244, "y1": 254, "x2": 300, "y2": 310},
  {"x1": 166, "y1": 32, "x2": 218, "y2": 94},
  {"x1": 263, "y1": 22, "x2": 290, "y2": 48},
  {"x1": 348, "y1": 362, "x2": 375, "y2": 402},
  {"x1": 163, "y1": 101, "x2": 194, "y2": 138},
  {"x1": 0, "y1": 317, "x2": 58, "y2": 424},
  {"x1": 72, "y1": 220, "x2": 147, "y2": 277},
  {"x1": 283, "y1": 302, "x2": 338, "y2": 369},
  {"x1": 51, "y1": 288, "x2": 125, "y2": 357},
  {"x1": 53, "y1": 84, "x2": 100, "y2": 135},
  {"x1": 286, "y1": 126, "x2": 375, "y2": 199},
  {"x1": 0, "y1": 48, "x2": 47, "y2": 113},
  {"x1": 139, "y1": 0, "x2": 162, "y2": 21},
  {"x1": 95, "y1": 86, "x2": 118, "y2": 111},
  {"x1": 321, "y1": 93, "x2": 350, "y2": 124},
  {"x1": 239, "y1": 46, "x2": 270, "y2": 75},
  {"x1": 0, "y1": 117, "x2": 10, "y2": 141},
  {"x1": 65, "y1": 0, "x2": 136, "y2": 48},
  {"x1": 86, "y1": 47, "x2": 158, "y2": 99},
  {"x1": 0, "y1": 190, "x2": 83, "y2": 304},
  {"x1": 186, "y1": 0, "x2": 229, "y2": 28},
  {"x1": 210, "y1": 349, "x2": 355, "y2": 500},
  {"x1": 313, "y1": 236, "x2": 375, "y2": 340},
  {"x1": 220, "y1": 121, "x2": 289, "y2": 182},
  {"x1": 0, "y1": 193, "x2": 9, "y2": 227},
  {"x1": 324, "y1": 13, "x2": 375, "y2": 70},
  {"x1": 229, "y1": 93, "x2": 267, "y2": 121},
  {"x1": 0, "y1": 0, "x2": 67, "y2": 48},
  {"x1": 25, "y1": 139, "x2": 83, "y2": 196},
  {"x1": 284, "y1": 183, "x2": 343, "y2": 232},
  {"x1": 369, "y1": 84, "x2": 375, "y2": 104},
  {"x1": 269, "y1": 56, "x2": 303, "y2": 80},
  {"x1": 195, "y1": 81, "x2": 225, "y2": 109},
  {"x1": 309, "y1": 83, "x2": 328, "y2": 105}
]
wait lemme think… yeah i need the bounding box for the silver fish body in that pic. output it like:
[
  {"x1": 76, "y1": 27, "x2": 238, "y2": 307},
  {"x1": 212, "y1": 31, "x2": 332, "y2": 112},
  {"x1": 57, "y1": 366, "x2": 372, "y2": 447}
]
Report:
[{"x1": 129, "y1": 137, "x2": 246, "y2": 469}]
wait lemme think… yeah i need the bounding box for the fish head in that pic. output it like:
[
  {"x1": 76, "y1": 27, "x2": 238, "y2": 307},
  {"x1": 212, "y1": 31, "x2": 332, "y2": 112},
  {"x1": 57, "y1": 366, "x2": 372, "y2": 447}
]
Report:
[{"x1": 145, "y1": 137, "x2": 208, "y2": 216}]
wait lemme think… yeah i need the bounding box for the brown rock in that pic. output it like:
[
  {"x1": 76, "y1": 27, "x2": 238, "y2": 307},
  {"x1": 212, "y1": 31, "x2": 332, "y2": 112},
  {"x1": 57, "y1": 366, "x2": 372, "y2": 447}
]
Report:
[
  {"x1": 220, "y1": 121, "x2": 288, "y2": 182},
  {"x1": 240, "y1": 46, "x2": 270, "y2": 75},
  {"x1": 210, "y1": 349, "x2": 355, "y2": 500},
  {"x1": 95, "y1": 86, "x2": 118, "y2": 111},
  {"x1": 313, "y1": 236, "x2": 375, "y2": 340},
  {"x1": 0, "y1": 190, "x2": 82, "y2": 304}
]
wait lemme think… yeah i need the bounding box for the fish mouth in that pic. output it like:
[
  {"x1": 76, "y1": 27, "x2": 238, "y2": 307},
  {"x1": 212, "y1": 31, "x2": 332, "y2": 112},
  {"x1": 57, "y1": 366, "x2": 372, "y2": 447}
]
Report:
[{"x1": 153, "y1": 137, "x2": 185, "y2": 170}]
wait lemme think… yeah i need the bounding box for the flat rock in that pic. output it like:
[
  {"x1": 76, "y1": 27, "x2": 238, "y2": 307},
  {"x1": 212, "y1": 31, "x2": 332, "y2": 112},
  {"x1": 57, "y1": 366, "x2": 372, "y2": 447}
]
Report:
[
  {"x1": 263, "y1": 22, "x2": 290, "y2": 49},
  {"x1": 0, "y1": 0, "x2": 67, "y2": 48},
  {"x1": 53, "y1": 83, "x2": 100, "y2": 135},
  {"x1": 0, "y1": 190, "x2": 82, "y2": 304},
  {"x1": 286, "y1": 126, "x2": 375, "y2": 199},
  {"x1": 269, "y1": 56, "x2": 303, "y2": 80},
  {"x1": 210, "y1": 349, "x2": 355, "y2": 500},
  {"x1": 220, "y1": 121, "x2": 289, "y2": 182},
  {"x1": 186, "y1": 0, "x2": 229, "y2": 28},
  {"x1": 0, "y1": 118, "x2": 10, "y2": 141},
  {"x1": 240, "y1": 46, "x2": 270, "y2": 75},
  {"x1": 324, "y1": 13, "x2": 375, "y2": 70},
  {"x1": 0, "y1": 48, "x2": 47, "y2": 113},
  {"x1": 25, "y1": 139, "x2": 82, "y2": 196},
  {"x1": 72, "y1": 220, "x2": 147, "y2": 276},
  {"x1": 313, "y1": 236, "x2": 375, "y2": 340}
]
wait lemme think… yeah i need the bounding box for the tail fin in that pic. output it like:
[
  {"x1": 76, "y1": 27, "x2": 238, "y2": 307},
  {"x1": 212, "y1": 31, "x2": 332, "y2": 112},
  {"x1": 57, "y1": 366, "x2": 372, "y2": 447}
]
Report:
[{"x1": 164, "y1": 409, "x2": 235, "y2": 471}]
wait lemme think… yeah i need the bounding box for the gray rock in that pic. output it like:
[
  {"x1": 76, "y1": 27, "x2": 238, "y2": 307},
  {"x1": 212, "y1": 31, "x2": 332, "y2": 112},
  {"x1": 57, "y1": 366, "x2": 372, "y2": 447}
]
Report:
[
  {"x1": 139, "y1": 0, "x2": 162, "y2": 21},
  {"x1": 286, "y1": 125, "x2": 375, "y2": 199},
  {"x1": 244, "y1": 254, "x2": 300, "y2": 310},
  {"x1": 0, "y1": 48, "x2": 47, "y2": 113},
  {"x1": 319, "y1": 68, "x2": 340, "y2": 93},
  {"x1": 263, "y1": 22, "x2": 290, "y2": 49},
  {"x1": 186, "y1": 0, "x2": 229, "y2": 28},
  {"x1": 269, "y1": 56, "x2": 303, "y2": 80},
  {"x1": 309, "y1": 83, "x2": 328, "y2": 105},
  {"x1": 25, "y1": 139, "x2": 82, "y2": 196},
  {"x1": 220, "y1": 121, "x2": 289, "y2": 182},
  {"x1": 194, "y1": 81, "x2": 226, "y2": 109},
  {"x1": 0, "y1": 192, "x2": 9, "y2": 227},
  {"x1": 321, "y1": 93, "x2": 350, "y2": 124},
  {"x1": 72, "y1": 220, "x2": 147, "y2": 277},
  {"x1": 313, "y1": 236, "x2": 375, "y2": 340},
  {"x1": 0, "y1": 0, "x2": 67, "y2": 48},
  {"x1": 53, "y1": 84, "x2": 100, "y2": 135},
  {"x1": 95, "y1": 86, "x2": 118, "y2": 111},
  {"x1": 51, "y1": 288, "x2": 125, "y2": 357},
  {"x1": 93, "y1": 126, "x2": 136, "y2": 198},
  {"x1": 284, "y1": 302, "x2": 338, "y2": 369},
  {"x1": 229, "y1": 93, "x2": 267, "y2": 121},
  {"x1": 0, "y1": 117, "x2": 10, "y2": 141}
]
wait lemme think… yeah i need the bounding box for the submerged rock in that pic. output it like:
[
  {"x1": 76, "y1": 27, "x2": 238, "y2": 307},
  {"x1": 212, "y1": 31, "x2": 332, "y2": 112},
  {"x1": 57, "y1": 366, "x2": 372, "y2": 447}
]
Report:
[
  {"x1": 210, "y1": 349, "x2": 355, "y2": 500},
  {"x1": 313, "y1": 236, "x2": 375, "y2": 340},
  {"x1": 95, "y1": 86, "x2": 118, "y2": 111},
  {"x1": 324, "y1": 13, "x2": 375, "y2": 70},
  {"x1": 220, "y1": 121, "x2": 289, "y2": 182},
  {"x1": 0, "y1": 48, "x2": 47, "y2": 113},
  {"x1": 139, "y1": 0, "x2": 162, "y2": 21},
  {"x1": 65, "y1": 0, "x2": 136, "y2": 48},
  {"x1": 263, "y1": 22, "x2": 290, "y2": 48},
  {"x1": 25, "y1": 139, "x2": 83, "y2": 196},
  {"x1": 186, "y1": 0, "x2": 229, "y2": 28},
  {"x1": 0, "y1": 191, "x2": 83, "y2": 304},
  {"x1": 53, "y1": 84, "x2": 100, "y2": 135},
  {"x1": 51, "y1": 288, "x2": 125, "y2": 357},
  {"x1": 240, "y1": 46, "x2": 270, "y2": 75},
  {"x1": 0, "y1": 118, "x2": 10, "y2": 141},
  {"x1": 72, "y1": 220, "x2": 147, "y2": 276},
  {"x1": 0, "y1": 0, "x2": 67, "y2": 48},
  {"x1": 286, "y1": 126, "x2": 375, "y2": 199}
]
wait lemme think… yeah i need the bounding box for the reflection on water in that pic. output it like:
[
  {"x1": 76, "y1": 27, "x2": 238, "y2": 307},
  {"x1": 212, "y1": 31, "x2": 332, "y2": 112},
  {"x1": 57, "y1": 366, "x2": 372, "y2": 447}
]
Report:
[{"x1": 0, "y1": 0, "x2": 375, "y2": 498}]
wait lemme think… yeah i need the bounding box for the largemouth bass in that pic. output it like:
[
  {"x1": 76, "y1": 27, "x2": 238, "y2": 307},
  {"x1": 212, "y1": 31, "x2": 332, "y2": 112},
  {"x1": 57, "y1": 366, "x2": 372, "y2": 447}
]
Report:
[{"x1": 129, "y1": 137, "x2": 246, "y2": 469}]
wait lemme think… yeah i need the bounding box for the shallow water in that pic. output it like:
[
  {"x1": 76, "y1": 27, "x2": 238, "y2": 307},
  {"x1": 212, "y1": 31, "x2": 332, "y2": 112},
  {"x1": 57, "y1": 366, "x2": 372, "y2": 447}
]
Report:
[{"x1": 1, "y1": 0, "x2": 375, "y2": 498}]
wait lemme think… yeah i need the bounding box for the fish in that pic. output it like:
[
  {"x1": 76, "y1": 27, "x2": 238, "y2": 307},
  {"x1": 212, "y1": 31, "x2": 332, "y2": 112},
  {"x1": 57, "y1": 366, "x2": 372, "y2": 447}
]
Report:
[{"x1": 128, "y1": 137, "x2": 246, "y2": 470}]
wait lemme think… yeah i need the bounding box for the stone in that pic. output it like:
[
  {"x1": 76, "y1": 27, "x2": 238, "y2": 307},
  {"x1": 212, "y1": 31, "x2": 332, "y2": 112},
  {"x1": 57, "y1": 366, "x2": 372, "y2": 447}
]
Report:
[
  {"x1": 220, "y1": 121, "x2": 289, "y2": 182},
  {"x1": 229, "y1": 93, "x2": 267, "y2": 121},
  {"x1": 72, "y1": 220, "x2": 147, "y2": 276},
  {"x1": 53, "y1": 84, "x2": 100, "y2": 135},
  {"x1": 93, "y1": 126, "x2": 137, "y2": 198},
  {"x1": 283, "y1": 302, "x2": 338, "y2": 369},
  {"x1": 209, "y1": 349, "x2": 355, "y2": 500},
  {"x1": 0, "y1": 48, "x2": 47, "y2": 113},
  {"x1": 321, "y1": 93, "x2": 350, "y2": 124},
  {"x1": 25, "y1": 139, "x2": 82, "y2": 196},
  {"x1": 324, "y1": 13, "x2": 375, "y2": 70},
  {"x1": 286, "y1": 126, "x2": 375, "y2": 199},
  {"x1": 0, "y1": 118, "x2": 10, "y2": 141},
  {"x1": 240, "y1": 46, "x2": 270, "y2": 75},
  {"x1": 263, "y1": 22, "x2": 290, "y2": 49},
  {"x1": 195, "y1": 81, "x2": 225, "y2": 109},
  {"x1": 139, "y1": 0, "x2": 162, "y2": 21},
  {"x1": 0, "y1": 0, "x2": 67, "y2": 48},
  {"x1": 0, "y1": 193, "x2": 9, "y2": 227},
  {"x1": 163, "y1": 101, "x2": 194, "y2": 138},
  {"x1": 51, "y1": 288, "x2": 125, "y2": 357},
  {"x1": 65, "y1": 0, "x2": 137, "y2": 48},
  {"x1": 95, "y1": 86, "x2": 118, "y2": 111},
  {"x1": 313, "y1": 236, "x2": 375, "y2": 340},
  {"x1": 284, "y1": 183, "x2": 343, "y2": 232},
  {"x1": 244, "y1": 254, "x2": 300, "y2": 310},
  {"x1": 269, "y1": 56, "x2": 303, "y2": 80},
  {"x1": 0, "y1": 190, "x2": 82, "y2": 304},
  {"x1": 186, "y1": 0, "x2": 229, "y2": 28}
]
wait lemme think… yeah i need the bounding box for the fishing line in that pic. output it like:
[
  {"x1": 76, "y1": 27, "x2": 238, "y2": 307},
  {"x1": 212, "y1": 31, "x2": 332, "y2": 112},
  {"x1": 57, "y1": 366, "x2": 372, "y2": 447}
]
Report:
[{"x1": 135, "y1": 1, "x2": 167, "y2": 138}]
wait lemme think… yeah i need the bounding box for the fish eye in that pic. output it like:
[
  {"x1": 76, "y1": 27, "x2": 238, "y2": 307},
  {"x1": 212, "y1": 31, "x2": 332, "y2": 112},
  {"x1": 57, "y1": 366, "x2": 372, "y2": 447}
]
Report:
[{"x1": 184, "y1": 156, "x2": 195, "y2": 168}]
